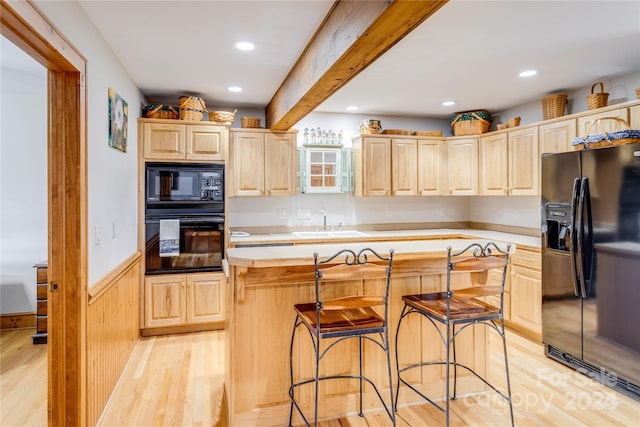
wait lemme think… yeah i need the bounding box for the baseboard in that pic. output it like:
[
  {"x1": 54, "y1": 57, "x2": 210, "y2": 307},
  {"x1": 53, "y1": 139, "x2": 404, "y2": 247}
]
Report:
[{"x1": 0, "y1": 312, "x2": 36, "y2": 330}]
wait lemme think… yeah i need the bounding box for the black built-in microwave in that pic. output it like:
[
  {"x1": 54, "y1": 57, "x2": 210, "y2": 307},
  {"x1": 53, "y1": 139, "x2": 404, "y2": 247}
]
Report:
[{"x1": 145, "y1": 162, "x2": 224, "y2": 216}]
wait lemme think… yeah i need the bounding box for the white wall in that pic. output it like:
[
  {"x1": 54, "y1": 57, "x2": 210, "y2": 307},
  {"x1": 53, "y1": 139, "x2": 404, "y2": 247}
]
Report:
[
  {"x1": 492, "y1": 72, "x2": 640, "y2": 128},
  {"x1": 0, "y1": 53, "x2": 48, "y2": 313},
  {"x1": 35, "y1": 1, "x2": 145, "y2": 286}
]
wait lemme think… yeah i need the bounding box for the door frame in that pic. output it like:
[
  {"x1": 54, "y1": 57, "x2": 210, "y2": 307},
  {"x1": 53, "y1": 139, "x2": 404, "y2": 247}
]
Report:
[{"x1": 0, "y1": 1, "x2": 87, "y2": 425}]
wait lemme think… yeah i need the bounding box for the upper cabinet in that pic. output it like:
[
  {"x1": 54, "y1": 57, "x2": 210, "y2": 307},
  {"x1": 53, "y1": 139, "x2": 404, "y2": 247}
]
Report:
[
  {"x1": 141, "y1": 120, "x2": 228, "y2": 161},
  {"x1": 539, "y1": 119, "x2": 576, "y2": 154},
  {"x1": 509, "y1": 126, "x2": 540, "y2": 196},
  {"x1": 479, "y1": 126, "x2": 539, "y2": 196},
  {"x1": 447, "y1": 137, "x2": 478, "y2": 195},
  {"x1": 577, "y1": 107, "x2": 629, "y2": 136},
  {"x1": 417, "y1": 138, "x2": 447, "y2": 196},
  {"x1": 353, "y1": 136, "x2": 391, "y2": 196},
  {"x1": 353, "y1": 134, "x2": 446, "y2": 197},
  {"x1": 229, "y1": 129, "x2": 297, "y2": 197}
]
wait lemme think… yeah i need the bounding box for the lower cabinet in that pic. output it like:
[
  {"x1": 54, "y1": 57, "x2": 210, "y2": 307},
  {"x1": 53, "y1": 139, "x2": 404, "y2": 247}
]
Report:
[
  {"x1": 144, "y1": 272, "x2": 225, "y2": 328},
  {"x1": 509, "y1": 248, "x2": 542, "y2": 340}
]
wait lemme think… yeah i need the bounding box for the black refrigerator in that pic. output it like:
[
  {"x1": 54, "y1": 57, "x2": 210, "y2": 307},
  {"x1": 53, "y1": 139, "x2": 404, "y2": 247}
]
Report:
[{"x1": 541, "y1": 142, "x2": 640, "y2": 401}]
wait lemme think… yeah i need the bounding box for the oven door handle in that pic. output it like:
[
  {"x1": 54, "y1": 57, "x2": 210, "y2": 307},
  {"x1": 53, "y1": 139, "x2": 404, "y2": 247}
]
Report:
[{"x1": 145, "y1": 216, "x2": 225, "y2": 224}]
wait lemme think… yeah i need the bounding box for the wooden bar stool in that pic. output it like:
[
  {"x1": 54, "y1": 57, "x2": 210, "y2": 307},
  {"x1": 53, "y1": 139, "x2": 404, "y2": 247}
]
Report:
[
  {"x1": 288, "y1": 248, "x2": 396, "y2": 426},
  {"x1": 395, "y1": 242, "x2": 514, "y2": 426}
]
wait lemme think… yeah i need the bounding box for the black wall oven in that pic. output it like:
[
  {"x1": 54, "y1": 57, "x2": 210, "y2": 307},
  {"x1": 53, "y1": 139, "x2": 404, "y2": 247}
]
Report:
[{"x1": 144, "y1": 162, "x2": 225, "y2": 275}]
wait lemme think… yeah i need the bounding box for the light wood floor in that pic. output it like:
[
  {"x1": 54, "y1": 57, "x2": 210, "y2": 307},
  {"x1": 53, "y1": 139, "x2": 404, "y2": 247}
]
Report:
[{"x1": 2, "y1": 328, "x2": 638, "y2": 426}]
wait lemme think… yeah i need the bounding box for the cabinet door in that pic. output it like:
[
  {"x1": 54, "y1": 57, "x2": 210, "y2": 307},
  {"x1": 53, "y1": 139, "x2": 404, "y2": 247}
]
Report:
[
  {"x1": 392, "y1": 139, "x2": 417, "y2": 196},
  {"x1": 230, "y1": 132, "x2": 264, "y2": 196},
  {"x1": 417, "y1": 139, "x2": 445, "y2": 196},
  {"x1": 508, "y1": 126, "x2": 539, "y2": 196},
  {"x1": 479, "y1": 133, "x2": 508, "y2": 195},
  {"x1": 577, "y1": 107, "x2": 629, "y2": 136},
  {"x1": 539, "y1": 119, "x2": 576, "y2": 154},
  {"x1": 630, "y1": 105, "x2": 640, "y2": 130},
  {"x1": 186, "y1": 273, "x2": 224, "y2": 324},
  {"x1": 186, "y1": 125, "x2": 226, "y2": 161},
  {"x1": 447, "y1": 138, "x2": 478, "y2": 195},
  {"x1": 145, "y1": 275, "x2": 185, "y2": 328},
  {"x1": 363, "y1": 137, "x2": 391, "y2": 196},
  {"x1": 143, "y1": 123, "x2": 186, "y2": 160},
  {"x1": 264, "y1": 132, "x2": 296, "y2": 196},
  {"x1": 510, "y1": 264, "x2": 542, "y2": 339}
]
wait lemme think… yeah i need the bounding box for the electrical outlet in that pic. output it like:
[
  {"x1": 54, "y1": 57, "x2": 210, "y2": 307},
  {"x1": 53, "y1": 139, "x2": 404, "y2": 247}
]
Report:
[
  {"x1": 297, "y1": 208, "x2": 311, "y2": 220},
  {"x1": 439, "y1": 207, "x2": 446, "y2": 217},
  {"x1": 278, "y1": 208, "x2": 286, "y2": 219},
  {"x1": 112, "y1": 220, "x2": 116, "y2": 239},
  {"x1": 471, "y1": 207, "x2": 478, "y2": 218},
  {"x1": 95, "y1": 224, "x2": 101, "y2": 246},
  {"x1": 385, "y1": 207, "x2": 392, "y2": 217}
]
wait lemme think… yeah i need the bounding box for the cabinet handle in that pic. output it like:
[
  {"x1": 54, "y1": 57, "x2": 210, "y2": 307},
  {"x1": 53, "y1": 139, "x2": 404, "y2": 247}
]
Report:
[{"x1": 181, "y1": 282, "x2": 186, "y2": 288}]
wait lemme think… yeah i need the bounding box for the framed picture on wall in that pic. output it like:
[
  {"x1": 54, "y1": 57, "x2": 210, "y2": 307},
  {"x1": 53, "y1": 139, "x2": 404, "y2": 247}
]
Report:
[{"x1": 108, "y1": 88, "x2": 128, "y2": 152}]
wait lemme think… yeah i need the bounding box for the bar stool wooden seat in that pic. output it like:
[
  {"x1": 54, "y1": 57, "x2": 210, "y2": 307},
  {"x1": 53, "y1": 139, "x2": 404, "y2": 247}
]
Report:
[
  {"x1": 395, "y1": 242, "x2": 514, "y2": 426},
  {"x1": 288, "y1": 248, "x2": 396, "y2": 427}
]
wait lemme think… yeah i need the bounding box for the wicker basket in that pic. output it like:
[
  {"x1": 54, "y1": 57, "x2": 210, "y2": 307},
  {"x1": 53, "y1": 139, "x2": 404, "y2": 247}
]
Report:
[
  {"x1": 587, "y1": 83, "x2": 608, "y2": 110},
  {"x1": 541, "y1": 94, "x2": 567, "y2": 120},
  {"x1": 143, "y1": 104, "x2": 179, "y2": 120},
  {"x1": 179, "y1": 96, "x2": 207, "y2": 121},
  {"x1": 572, "y1": 117, "x2": 640, "y2": 150},
  {"x1": 241, "y1": 116, "x2": 261, "y2": 128},
  {"x1": 209, "y1": 109, "x2": 236, "y2": 124},
  {"x1": 508, "y1": 117, "x2": 521, "y2": 128},
  {"x1": 450, "y1": 111, "x2": 491, "y2": 136}
]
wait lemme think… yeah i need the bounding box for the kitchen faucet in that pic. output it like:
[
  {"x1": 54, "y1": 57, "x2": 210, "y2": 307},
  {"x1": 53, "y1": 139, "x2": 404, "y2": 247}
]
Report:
[{"x1": 320, "y1": 206, "x2": 327, "y2": 231}]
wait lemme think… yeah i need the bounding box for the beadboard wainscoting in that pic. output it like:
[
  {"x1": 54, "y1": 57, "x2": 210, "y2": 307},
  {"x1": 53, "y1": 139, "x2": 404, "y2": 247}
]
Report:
[{"x1": 87, "y1": 252, "x2": 141, "y2": 426}]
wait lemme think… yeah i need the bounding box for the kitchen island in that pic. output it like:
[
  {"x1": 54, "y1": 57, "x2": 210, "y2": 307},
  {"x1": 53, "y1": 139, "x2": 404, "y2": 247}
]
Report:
[{"x1": 224, "y1": 231, "x2": 528, "y2": 426}]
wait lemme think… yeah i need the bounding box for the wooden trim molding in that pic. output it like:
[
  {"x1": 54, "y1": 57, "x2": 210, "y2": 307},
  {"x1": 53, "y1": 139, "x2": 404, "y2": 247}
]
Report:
[
  {"x1": 0, "y1": 312, "x2": 36, "y2": 330},
  {"x1": 88, "y1": 251, "x2": 142, "y2": 303},
  {"x1": 266, "y1": 0, "x2": 448, "y2": 130},
  {"x1": 1, "y1": 1, "x2": 88, "y2": 426}
]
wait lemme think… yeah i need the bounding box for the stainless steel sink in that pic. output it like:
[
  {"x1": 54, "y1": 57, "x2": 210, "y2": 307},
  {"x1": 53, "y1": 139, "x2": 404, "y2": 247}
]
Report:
[{"x1": 293, "y1": 230, "x2": 369, "y2": 238}]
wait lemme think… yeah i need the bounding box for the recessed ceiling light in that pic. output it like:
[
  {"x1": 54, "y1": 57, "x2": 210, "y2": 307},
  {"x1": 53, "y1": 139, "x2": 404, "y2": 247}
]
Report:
[
  {"x1": 346, "y1": 106, "x2": 358, "y2": 111},
  {"x1": 442, "y1": 101, "x2": 456, "y2": 106},
  {"x1": 519, "y1": 70, "x2": 537, "y2": 77},
  {"x1": 228, "y1": 86, "x2": 242, "y2": 92},
  {"x1": 235, "y1": 41, "x2": 255, "y2": 51}
]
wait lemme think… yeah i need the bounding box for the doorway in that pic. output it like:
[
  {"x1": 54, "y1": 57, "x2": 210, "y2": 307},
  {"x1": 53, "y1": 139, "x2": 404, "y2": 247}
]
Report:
[{"x1": 1, "y1": 2, "x2": 87, "y2": 425}]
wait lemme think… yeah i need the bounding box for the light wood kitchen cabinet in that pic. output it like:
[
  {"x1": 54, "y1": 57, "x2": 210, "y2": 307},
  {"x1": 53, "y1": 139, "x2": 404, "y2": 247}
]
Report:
[
  {"x1": 353, "y1": 135, "x2": 446, "y2": 196},
  {"x1": 577, "y1": 107, "x2": 629, "y2": 137},
  {"x1": 144, "y1": 272, "x2": 225, "y2": 328},
  {"x1": 392, "y1": 138, "x2": 418, "y2": 196},
  {"x1": 508, "y1": 126, "x2": 539, "y2": 196},
  {"x1": 418, "y1": 138, "x2": 447, "y2": 195},
  {"x1": 479, "y1": 127, "x2": 539, "y2": 196},
  {"x1": 539, "y1": 118, "x2": 577, "y2": 154},
  {"x1": 447, "y1": 137, "x2": 478, "y2": 195},
  {"x1": 479, "y1": 132, "x2": 508, "y2": 195},
  {"x1": 351, "y1": 136, "x2": 394, "y2": 196},
  {"x1": 229, "y1": 129, "x2": 297, "y2": 197},
  {"x1": 629, "y1": 105, "x2": 640, "y2": 129},
  {"x1": 141, "y1": 120, "x2": 227, "y2": 161},
  {"x1": 509, "y1": 248, "x2": 541, "y2": 341}
]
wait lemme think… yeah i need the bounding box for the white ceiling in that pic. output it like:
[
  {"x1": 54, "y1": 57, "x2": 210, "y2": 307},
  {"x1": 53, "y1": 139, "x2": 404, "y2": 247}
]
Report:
[{"x1": 6, "y1": 1, "x2": 640, "y2": 121}]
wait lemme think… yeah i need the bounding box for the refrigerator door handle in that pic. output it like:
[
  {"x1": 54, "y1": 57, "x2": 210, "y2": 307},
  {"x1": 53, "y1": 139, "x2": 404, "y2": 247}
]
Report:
[
  {"x1": 569, "y1": 177, "x2": 581, "y2": 297},
  {"x1": 576, "y1": 177, "x2": 589, "y2": 298},
  {"x1": 581, "y1": 177, "x2": 594, "y2": 297}
]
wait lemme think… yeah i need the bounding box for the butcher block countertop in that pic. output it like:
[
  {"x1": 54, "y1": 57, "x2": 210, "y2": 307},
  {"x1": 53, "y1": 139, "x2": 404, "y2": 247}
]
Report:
[{"x1": 226, "y1": 228, "x2": 540, "y2": 268}]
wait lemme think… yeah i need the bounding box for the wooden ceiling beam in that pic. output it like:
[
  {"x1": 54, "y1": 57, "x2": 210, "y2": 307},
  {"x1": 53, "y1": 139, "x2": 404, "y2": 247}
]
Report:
[{"x1": 265, "y1": 0, "x2": 448, "y2": 131}]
